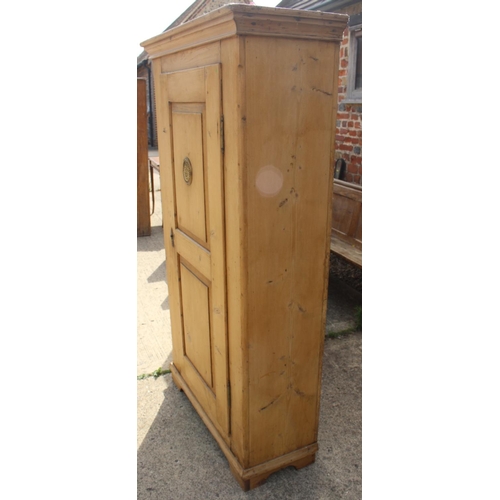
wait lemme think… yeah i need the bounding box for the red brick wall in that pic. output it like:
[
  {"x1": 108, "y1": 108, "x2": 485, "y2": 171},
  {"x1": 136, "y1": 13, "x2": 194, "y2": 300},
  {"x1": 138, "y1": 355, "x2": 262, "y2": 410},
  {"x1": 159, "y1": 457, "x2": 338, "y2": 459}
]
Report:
[{"x1": 335, "y1": 27, "x2": 362, "y2": 185}]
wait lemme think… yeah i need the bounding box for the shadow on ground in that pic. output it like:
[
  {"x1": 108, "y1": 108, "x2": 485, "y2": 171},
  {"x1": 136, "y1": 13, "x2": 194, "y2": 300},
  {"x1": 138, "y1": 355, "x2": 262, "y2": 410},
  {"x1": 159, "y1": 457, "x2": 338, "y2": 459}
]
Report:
[
  {"x1": 325, "y1": 258, "x2": 362, "y2": 334},
  {"x1": 137, "y1": 332, "x2": 361, "y2": 499},
  {"x1": 137, "y1": 226, "x2": 165, "y2": 252}
]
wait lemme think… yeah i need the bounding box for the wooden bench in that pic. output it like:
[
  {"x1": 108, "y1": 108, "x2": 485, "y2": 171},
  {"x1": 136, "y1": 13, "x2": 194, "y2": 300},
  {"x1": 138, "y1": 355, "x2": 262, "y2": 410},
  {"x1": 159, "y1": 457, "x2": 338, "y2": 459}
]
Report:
[{"x1": 330, "y1": 179, "x2": 362, "y2": 267}]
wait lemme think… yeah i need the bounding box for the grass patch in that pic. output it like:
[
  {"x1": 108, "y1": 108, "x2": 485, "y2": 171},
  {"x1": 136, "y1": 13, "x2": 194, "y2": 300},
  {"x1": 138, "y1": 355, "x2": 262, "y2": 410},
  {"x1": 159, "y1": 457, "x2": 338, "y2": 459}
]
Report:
[
  {"x1": 137, "y1": 367, "x2": 171, "y2": 380},
  {"x1": 326, "y1": 327, "x2": 356, "y2": 339}
]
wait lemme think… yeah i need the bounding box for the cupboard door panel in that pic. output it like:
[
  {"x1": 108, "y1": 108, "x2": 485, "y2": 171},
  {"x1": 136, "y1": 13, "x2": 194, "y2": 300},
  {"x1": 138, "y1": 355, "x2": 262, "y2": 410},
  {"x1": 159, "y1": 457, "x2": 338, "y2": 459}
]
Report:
[
  {"x1": 172, "y1": 108, "x2": 209, "y2": 247},
  {"x1": 180, "y1": 262, "x2": 213, "y2": 389},
  {"x1": 158, "y1": 64, "x2": 229, "y2": 437}
]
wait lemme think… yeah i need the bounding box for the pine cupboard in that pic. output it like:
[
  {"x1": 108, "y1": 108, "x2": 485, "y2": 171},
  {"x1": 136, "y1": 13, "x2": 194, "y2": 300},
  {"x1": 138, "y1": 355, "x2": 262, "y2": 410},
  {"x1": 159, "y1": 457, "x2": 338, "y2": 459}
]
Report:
[{"x1": 141, "y1": 5, "x2": 348, "y2": 490}]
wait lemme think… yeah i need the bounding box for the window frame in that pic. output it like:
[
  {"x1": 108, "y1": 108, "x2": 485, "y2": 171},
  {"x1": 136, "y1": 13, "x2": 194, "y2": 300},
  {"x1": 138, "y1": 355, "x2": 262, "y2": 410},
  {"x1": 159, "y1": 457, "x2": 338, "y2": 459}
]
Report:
[{"x1": 345, "y1": 24, "x2": 362, "y2": 103}]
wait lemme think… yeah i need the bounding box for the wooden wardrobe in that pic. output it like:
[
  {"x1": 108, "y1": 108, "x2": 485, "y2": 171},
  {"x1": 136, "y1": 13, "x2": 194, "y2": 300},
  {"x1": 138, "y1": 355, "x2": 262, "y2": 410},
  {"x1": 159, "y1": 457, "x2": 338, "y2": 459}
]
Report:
[{"x1": 141, "y1": 5, "x2": 348, "y2": 490}]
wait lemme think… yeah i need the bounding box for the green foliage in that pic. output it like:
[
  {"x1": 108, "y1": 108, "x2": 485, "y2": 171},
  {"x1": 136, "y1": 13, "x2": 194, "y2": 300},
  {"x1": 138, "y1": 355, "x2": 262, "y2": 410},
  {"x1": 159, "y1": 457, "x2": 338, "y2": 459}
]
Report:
[
  {"x1": 137, "y1": 367, "x2": 171, "y2": 380},
  {"x1": 326, "y1": 328, "x2": 353, "y2": 339}
]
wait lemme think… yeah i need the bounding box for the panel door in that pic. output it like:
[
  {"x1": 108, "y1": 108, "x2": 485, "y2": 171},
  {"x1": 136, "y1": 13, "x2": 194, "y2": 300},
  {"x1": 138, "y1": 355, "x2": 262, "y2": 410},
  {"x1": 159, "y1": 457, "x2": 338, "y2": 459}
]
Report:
[{"x1": 158, "y1": 65, "x2": 229, "y2": 436}]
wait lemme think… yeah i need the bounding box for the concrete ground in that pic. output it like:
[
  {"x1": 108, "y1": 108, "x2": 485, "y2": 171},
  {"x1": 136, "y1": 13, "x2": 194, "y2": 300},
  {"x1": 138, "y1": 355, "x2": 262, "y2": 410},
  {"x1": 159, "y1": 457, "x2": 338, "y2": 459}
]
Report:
[{"x1": 137, "y1": 161, "x2": 362, "y2": 499}]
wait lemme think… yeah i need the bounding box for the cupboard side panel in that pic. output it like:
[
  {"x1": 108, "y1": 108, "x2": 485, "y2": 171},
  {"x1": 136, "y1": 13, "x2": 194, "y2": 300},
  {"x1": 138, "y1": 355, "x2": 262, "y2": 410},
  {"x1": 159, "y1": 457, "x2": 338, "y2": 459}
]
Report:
[
  {"x1": 244, "y1": 37, "x2": 337, "y2": 467},
  {"x1": 221, "y1": 36, "x2": 249, "y2": 468}
]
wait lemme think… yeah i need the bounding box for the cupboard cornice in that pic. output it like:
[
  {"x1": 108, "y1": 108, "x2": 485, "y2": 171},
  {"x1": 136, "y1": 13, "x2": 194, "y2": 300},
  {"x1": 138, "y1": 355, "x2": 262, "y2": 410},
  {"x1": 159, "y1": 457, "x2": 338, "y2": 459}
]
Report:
[{"x1": 141, "y1": 4, "x2": 347, "y2": 59}]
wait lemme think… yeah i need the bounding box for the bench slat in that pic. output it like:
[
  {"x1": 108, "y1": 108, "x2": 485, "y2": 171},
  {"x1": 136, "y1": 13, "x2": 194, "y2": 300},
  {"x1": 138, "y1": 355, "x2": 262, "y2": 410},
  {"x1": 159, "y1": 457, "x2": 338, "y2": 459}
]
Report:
[
  {"x1": 149, "y1": 156, "x2": 160, "y2": 172},
  {"x1": 330, "y1": 234, "x2": 362, "y2": 268}
]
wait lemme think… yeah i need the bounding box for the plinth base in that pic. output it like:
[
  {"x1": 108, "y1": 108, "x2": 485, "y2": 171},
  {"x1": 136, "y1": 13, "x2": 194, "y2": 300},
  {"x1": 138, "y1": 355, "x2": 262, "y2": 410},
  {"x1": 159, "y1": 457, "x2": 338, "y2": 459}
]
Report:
[{"x1": 170, "y1": 363, "x2": 318, "y2": 491}]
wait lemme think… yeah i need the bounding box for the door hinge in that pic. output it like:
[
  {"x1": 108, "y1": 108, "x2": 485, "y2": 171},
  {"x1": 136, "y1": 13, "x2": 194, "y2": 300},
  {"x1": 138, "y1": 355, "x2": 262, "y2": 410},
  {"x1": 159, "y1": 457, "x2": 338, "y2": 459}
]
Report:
[
  {"x1": 170, "y1": 228, "x2": 174, "y2": 247},
  {"x1": 227, "y1": 383, "x2": 231, "y2": 407},
  {"x1": 220, "y1": 115, "x2": 225, "y2": 153}
]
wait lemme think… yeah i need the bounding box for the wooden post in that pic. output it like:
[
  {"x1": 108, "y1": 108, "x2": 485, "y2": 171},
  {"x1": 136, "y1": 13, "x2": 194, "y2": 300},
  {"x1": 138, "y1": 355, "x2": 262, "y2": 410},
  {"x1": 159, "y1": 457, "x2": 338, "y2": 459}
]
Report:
[{"x1": 137, "y1": 78, "x2": 151, "y2": 236}]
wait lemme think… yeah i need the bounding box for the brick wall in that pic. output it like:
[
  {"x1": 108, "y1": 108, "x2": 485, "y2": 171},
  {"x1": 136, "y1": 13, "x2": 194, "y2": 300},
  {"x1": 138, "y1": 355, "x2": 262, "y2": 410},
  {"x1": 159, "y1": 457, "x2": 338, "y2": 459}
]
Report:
[{"x1": 334, "y1": 3, "x2": 362, "y2": 186}]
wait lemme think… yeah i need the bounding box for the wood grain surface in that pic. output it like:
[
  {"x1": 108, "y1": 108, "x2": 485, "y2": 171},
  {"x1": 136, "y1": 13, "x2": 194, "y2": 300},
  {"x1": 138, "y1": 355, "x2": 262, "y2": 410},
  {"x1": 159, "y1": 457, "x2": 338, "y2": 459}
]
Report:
[{"x1": 137, "y1": 78, "x2": 151, "y2": 237}]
